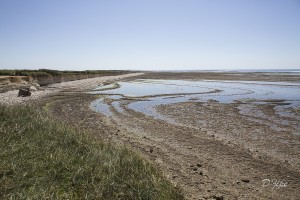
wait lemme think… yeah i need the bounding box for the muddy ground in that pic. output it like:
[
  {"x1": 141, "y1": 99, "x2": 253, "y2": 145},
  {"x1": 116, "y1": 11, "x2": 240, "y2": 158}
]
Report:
[{"x1": 41, "y1": 72, "x2": 300, "y2": 200}]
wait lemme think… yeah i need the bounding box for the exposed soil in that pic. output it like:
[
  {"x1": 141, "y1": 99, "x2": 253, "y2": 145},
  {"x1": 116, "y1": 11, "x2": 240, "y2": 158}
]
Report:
[{"x1": 36, "y1": 72, "x2": 300, "y2": 199}]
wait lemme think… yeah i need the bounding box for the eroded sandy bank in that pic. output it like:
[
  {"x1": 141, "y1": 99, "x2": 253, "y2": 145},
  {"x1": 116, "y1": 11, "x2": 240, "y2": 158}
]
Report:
[{"x1": 0, "y1": 73, "x2": 143, "y2": 105}]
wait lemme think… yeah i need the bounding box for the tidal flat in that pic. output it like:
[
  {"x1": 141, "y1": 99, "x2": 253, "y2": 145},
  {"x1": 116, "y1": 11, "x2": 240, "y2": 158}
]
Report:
[
  {"x1": 35, "y1": 71, "x2": 300, "y2": 199},
  {"x1": 88, "y1": 72, "x2": 300, "y2": 199}
]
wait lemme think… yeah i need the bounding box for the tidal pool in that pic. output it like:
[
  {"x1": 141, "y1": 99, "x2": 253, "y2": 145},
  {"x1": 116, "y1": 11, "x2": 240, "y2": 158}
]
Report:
[{"x1": 90, "y1": 79, "x2": 300, "y2": 129}]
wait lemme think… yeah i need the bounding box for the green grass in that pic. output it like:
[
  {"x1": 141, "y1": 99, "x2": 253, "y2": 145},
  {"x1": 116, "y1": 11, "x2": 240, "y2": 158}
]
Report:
[{"x1": 0, "y1": 105, "x2": 183, "y2": 200}]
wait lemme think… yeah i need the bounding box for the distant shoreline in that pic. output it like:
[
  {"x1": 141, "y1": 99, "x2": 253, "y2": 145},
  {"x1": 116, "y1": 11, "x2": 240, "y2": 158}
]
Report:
[{"x1": 148, "y1": 69, "x2": 300, "y2": 73}]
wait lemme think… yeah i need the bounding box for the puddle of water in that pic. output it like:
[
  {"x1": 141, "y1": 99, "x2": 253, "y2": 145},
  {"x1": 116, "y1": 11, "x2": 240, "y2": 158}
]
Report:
[
  {"x1": 90, "y1": 98, "x2": 112, "y2": 117},
  {"x1": 237, "y1": 103, "x2": 298, "y2": 132},
  {"x1": 111, "y1": 101, "x2": 125, "y2": 114},
  {"x1": 108, "y1": 95, "x2": 123, "y2": 100}
]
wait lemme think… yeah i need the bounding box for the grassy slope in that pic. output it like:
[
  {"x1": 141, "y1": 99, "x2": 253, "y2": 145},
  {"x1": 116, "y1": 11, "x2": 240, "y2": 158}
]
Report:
[{"x1": 0, "y1": 105, "x2": 183, "y2": 200}]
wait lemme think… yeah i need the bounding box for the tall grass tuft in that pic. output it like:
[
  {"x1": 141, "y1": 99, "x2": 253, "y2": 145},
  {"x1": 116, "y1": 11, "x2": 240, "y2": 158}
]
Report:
[{"x1": 0, "y1": 105, "x2": 183, "y2": 200}]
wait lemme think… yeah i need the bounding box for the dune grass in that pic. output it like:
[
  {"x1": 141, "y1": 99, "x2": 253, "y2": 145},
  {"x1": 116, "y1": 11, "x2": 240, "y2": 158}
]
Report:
[{"x1": 0, "y1": 105, "x2": 183, "y2": 200}]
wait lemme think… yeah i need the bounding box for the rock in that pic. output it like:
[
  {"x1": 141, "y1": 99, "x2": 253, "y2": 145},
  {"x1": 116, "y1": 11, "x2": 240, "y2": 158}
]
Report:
[
  {"x1": 212, "y1": 195, "x2": 224, "y2": 200},
  {"x1": 18, "y1": 89, "x2": 31, "y2": 97},
  {"x1": 241, "y1": 179, "x2": 250, "y2": 183},
  {"x1": 33, "y1": 83, "x2": 40, "y2": 87},
  {"x1": 149, "y1": 147, "x2": 154, "y2": 153},
  {"x1": 29, "y1": 86, "x2": 37, "y2": 91},
  {"x1": 197, "y1": 163, "x2": 202, "y2": 167}
]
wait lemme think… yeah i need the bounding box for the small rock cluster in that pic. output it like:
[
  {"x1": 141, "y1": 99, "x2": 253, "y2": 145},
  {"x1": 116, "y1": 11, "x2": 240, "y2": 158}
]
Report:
[
  {"x1": 18, "y1": 89, "x2": 31, "y2": 97},
  {"x1": 18, "y1": 85, "x2": 38, "y2": 97}
]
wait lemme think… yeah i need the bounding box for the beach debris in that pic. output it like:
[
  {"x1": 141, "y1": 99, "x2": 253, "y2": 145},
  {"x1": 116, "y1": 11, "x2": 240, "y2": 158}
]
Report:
[{"x1": 18, "y1": 88, "x2": 31, "y2": 97}]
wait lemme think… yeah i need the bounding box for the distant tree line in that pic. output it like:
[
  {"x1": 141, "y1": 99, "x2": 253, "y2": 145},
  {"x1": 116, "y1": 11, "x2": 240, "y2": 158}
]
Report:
[{"x1": 0, "y1": 69, "x2": 129, "y2": 77}]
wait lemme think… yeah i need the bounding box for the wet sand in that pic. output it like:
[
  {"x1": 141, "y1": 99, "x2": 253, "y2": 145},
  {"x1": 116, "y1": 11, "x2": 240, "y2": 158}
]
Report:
[{"x1": 37, "y1": 72, "x2": 300, "y2": 199}]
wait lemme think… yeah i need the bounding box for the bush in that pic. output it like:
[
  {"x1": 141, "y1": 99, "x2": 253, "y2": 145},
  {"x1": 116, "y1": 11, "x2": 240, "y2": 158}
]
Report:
[{"x1": 0, "y1": 70, "x2": 16, "y2": 76}]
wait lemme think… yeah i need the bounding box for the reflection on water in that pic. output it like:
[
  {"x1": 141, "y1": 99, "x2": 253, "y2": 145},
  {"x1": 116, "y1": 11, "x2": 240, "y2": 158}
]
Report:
[
  {"x1": 90, "y1": 79, "x2": 300, "y2": 131},
  {"x1": 90, "y1": 97, "x2": 113, "y2": 117}
]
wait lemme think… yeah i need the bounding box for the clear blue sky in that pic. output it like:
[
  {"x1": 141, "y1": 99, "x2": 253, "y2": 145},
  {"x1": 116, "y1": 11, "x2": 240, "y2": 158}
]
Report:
[{"x1": 0, "y1": 0, "x2": 299, "y2": 70}]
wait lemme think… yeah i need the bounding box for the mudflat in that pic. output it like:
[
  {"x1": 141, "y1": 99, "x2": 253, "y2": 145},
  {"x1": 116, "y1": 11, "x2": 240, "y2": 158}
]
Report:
[{"x1": 34, "y1": 72, "x2": 300, "y2": 199}]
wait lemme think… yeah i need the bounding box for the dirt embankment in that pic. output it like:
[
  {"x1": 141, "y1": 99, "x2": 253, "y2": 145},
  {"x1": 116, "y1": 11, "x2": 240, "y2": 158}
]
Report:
[
  {"x1": 0, "y1": 72, "x2": 131, "y2": 93},
  {"x1": 33, "y1": 73, "x2": 119, "y2": 86},
  {"x1": 0, "y1": 73, "x2": 143, "y2": 105},
  {"x1": 0, "y1": 76, "x2": 32, "y2": 92}
]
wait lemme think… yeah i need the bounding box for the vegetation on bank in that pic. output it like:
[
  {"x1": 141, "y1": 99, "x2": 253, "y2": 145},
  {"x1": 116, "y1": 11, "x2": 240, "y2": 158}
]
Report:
[
  {"x1": 0, "y1": 105, "x2": 183, "y2": 199},
  {"x1": 0, "y1": 69, "x2": 129, "y2": 77}
]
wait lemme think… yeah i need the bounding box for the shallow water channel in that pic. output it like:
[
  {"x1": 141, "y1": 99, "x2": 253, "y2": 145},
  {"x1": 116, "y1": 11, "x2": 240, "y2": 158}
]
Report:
[{"x1": 90, "y1": 79, "x2": 300, "y2": 131}]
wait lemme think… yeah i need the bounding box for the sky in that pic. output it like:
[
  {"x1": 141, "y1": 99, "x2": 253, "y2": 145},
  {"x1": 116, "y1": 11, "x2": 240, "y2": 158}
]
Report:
[{"x1": 0, "y1": 0, "x2": 299, "y2": 71}]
